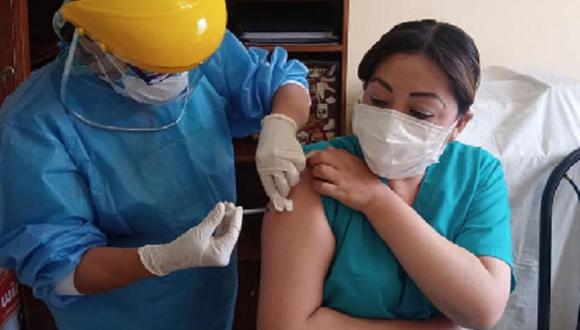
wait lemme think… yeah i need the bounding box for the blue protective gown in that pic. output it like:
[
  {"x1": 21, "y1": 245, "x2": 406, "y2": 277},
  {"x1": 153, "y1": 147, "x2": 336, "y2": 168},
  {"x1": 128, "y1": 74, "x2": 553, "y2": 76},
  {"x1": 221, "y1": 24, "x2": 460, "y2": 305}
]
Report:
[{"x1": 0, "y1": 31, "x2": 307, "y2": 330}]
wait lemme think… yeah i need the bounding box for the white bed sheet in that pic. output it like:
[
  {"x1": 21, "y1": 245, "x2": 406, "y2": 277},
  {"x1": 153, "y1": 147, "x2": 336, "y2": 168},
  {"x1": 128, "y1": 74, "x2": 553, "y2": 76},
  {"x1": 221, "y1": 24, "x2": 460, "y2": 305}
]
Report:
[{"x1": 457, "y1": 66, "x2": 580, "y2": 329}]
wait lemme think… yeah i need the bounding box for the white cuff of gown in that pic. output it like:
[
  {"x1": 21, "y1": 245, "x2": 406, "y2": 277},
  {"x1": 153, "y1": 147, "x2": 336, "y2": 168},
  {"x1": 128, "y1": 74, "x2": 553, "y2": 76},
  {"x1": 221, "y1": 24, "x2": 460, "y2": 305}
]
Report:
[
  {"x1": 280, "y1": 80, "x2": 312, "y2": 106},
  {"x1": 54, "y1": 270, "x2": 83, "y2": 296}
]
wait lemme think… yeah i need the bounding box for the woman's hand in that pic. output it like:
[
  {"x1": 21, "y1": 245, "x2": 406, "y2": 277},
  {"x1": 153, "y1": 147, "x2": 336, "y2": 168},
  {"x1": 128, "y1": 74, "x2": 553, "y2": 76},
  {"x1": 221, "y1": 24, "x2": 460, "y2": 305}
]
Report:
[{"x1": 307, "y1": 147, "x2": 387, "y2": 212}]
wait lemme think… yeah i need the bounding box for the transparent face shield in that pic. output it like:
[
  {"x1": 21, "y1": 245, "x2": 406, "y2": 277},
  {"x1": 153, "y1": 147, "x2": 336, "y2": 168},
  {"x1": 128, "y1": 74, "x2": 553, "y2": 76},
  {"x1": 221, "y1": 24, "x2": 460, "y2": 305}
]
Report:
[{"x1": 60, "y1": 29, "x2": 193, "y2": 132}]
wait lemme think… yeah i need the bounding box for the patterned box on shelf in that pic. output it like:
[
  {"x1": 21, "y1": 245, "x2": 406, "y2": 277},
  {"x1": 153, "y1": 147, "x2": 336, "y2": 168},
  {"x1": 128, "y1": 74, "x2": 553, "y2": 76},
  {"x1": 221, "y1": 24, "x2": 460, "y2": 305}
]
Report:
[{"x1": 298, "y1": 60, "x2": 341, "y2": 145}]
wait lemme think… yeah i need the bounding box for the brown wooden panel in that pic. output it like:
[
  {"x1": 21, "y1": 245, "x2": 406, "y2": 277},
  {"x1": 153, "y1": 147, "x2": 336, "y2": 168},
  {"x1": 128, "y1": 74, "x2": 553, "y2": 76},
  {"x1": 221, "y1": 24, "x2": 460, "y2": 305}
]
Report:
[
  {"x1": 234, "y1": 160, "x2": 266, "y2": 261},
  {"x1": 234, "y1": 137, "x2": 258, "y2": 163},
  {"x1": 244, "y1": 43, "x2": 343, "y2": 53},
  {"x1": 0, "y1": 0, "x2": 30, "y2": 104},
  {"x1": 233, "y1": 158, "x2": 265, "y2": 329},
  {"x1": 19, "y1": 286, "x2": 56, "y2": 330},
  {"x1": 27, "y1": 0, "x2": 60, "y2": 69},
  {"x1": 235, "y1": 161, "x2": 269, "y2": 209},
  {"x1": 233, "y1": 259, "x2": 261, "y2": 330},
  {"x1": 340, "y1": 0, "x2": 349, "y2": 134}
]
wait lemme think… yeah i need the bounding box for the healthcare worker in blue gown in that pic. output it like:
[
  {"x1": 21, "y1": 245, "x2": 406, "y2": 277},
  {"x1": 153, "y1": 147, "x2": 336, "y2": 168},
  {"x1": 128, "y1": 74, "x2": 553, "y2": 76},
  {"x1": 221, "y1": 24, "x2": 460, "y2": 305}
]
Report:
[{"x1": 0, "y1": 0, "x2": 311, "y2": 329}]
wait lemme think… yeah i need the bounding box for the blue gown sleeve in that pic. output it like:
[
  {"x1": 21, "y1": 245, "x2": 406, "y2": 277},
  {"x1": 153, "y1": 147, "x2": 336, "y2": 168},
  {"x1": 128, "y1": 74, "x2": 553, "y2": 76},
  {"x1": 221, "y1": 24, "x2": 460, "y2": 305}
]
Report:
[
  {"x1": 454, "y1": 155, "x2": 516, "y2": 290},
  {"x1": 0, "y1": 122, "x2": 107, "y2": 307},
  {"x1": 200, "y1": 31, "x2": 309, "y2": 137}
]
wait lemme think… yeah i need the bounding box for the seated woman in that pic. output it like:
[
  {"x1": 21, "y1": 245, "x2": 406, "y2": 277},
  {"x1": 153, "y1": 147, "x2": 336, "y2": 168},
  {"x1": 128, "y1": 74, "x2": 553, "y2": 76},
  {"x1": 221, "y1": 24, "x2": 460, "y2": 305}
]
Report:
[{"x1": 257, "y1": 19, "x2": 515, "y2": 330}]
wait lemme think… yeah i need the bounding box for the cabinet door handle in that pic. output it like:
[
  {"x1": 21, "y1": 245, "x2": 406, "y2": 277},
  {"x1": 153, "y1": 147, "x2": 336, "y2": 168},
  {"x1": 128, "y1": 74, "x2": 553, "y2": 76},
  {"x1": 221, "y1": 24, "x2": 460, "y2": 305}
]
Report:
[{"x1": 1, "y1": 66, "x2": 16, "y2": 83}]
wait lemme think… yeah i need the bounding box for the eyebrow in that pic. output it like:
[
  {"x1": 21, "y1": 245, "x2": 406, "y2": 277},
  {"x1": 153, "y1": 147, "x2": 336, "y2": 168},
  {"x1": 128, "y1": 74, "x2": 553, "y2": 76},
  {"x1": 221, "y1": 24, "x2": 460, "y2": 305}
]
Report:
[
  {"x1": 369, "y1": 77, "x2": 447, "y2": 109},
  {"x1": 369, "y1": 77, "x2": 393, "y2": 92},
  {"x1": 409, "y1": 92, "x2": 447, "y2": 109}
]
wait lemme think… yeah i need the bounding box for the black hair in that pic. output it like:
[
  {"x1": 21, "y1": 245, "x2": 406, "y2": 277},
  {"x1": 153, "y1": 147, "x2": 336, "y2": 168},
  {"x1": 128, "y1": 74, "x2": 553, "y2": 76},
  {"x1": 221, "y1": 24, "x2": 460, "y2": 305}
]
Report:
[{"x1": 358, "y1": 19, "x2": 480, "y2": 115}]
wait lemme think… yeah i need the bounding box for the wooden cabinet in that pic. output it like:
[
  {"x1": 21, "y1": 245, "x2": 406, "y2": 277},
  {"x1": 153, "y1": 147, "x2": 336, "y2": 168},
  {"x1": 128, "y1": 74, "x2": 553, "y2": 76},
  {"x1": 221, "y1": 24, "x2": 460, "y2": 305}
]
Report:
[
  {"x1": 1, "y1": 1, "x2": 348, "y2": 329},
  {"x1": 230, "y1": 1, "x2": 349, "y2": 329},
  {"x1": 0, "y1": 0, "x2": 30, "y2": 104},
  {"x1": 233, "y1": 161, "x2": 267, "y2": 330},
  {"x1": 228, "y1": 0, "x2": 350, "y2": 138}
]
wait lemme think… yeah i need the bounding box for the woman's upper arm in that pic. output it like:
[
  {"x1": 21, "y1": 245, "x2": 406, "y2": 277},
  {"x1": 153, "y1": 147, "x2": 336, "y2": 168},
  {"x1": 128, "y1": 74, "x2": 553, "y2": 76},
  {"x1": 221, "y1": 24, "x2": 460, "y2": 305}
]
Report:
[{"x1": 258, "y1": 170, "x2": 335, "y2": 330}]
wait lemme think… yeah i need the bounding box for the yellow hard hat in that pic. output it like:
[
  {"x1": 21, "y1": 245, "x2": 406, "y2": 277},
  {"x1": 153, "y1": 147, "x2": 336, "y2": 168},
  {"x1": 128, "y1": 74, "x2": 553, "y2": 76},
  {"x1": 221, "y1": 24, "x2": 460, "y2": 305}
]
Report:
[{"x1": 61, "y1": 0, "x2": 227, "y2": 73}]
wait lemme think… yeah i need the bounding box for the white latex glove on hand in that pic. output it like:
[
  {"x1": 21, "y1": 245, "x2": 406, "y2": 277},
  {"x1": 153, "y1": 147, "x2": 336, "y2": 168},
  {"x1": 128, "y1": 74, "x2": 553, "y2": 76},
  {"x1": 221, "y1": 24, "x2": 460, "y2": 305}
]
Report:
[
  {"x1": 256, "y1": 113, "x2": 306, "y2": 212},
  {"x1": 138, "y1": 202, "x2": 243, "y2": 276}
]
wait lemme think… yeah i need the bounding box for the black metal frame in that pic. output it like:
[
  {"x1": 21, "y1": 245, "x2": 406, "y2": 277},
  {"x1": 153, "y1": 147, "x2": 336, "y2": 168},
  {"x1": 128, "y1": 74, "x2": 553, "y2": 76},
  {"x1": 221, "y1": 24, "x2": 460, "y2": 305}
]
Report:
[{"x1": 538, "y1": 147, "x2": 580, "y2": 330}]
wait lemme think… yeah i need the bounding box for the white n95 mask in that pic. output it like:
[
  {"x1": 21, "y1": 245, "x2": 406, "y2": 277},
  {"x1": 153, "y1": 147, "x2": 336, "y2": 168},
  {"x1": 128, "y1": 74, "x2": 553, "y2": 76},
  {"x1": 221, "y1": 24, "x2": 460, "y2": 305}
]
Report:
[{"x1": 352, "y1": 103, "x2": 455, "y2": 179}]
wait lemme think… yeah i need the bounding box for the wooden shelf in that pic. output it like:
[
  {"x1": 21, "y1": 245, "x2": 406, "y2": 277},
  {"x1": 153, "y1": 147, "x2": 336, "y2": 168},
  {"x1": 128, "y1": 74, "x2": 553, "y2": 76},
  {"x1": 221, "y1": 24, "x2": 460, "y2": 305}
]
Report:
[
  {"x1": 234, "y1": 138, "x2": 258, "y2": 162},
  {"x1": 28, "y1": 1, "x2": 60, "y2": 69},
  {"x1": 237, "y1": 216, "x2": 262, "y2": 261},
  {"x1": 244, "y1": 43, "x2": 344, "y2": 53},
  {"x1": 30, "y1": 44, "x2": 59, "y2": 69}
]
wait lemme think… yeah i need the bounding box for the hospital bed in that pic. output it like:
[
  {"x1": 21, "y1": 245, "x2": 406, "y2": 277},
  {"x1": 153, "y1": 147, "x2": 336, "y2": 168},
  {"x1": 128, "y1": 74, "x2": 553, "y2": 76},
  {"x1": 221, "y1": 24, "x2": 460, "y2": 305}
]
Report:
[{"x1": 457, "y1": 66, "x2": 580, "y2": 330}]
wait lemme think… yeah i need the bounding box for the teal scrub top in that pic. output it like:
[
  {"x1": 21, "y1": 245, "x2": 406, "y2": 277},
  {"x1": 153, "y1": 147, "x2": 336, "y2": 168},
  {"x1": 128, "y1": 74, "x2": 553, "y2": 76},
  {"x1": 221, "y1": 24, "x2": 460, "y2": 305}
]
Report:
[{"x1": 304, "y1": 135, "x2": 515, "y2": 320}]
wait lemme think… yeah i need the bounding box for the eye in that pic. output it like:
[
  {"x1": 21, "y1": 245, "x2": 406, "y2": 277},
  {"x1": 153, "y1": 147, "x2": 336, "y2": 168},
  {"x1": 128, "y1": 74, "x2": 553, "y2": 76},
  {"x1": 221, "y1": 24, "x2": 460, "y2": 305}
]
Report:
[
  {"x1": 370, "y1": 96, "x2": 390, "y2": 108},
  {"x1": 409, "y1": 108, "x2": 434, "y2": 120}
]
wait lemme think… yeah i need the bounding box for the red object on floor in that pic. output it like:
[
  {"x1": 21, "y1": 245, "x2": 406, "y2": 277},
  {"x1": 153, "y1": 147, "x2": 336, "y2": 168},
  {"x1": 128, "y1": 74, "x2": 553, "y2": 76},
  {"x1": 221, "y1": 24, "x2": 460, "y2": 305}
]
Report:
[{"x1": 0, "y1": 270, "x2": 20, "y2": 327}]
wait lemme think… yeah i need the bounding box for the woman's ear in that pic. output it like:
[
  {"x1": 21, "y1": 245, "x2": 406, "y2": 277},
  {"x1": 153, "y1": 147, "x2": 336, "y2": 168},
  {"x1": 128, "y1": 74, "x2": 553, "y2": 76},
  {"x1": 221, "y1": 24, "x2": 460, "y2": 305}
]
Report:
[{"x1": 449, "y1": 110, "x2": 473, "y2": 141}]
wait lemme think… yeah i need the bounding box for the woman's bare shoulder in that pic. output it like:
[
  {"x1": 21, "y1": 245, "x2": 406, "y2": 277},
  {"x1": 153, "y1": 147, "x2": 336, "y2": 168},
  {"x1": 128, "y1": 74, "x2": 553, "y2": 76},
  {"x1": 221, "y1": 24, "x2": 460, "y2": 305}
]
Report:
[{"x1": 262, "y1": 168, "x2": 330, "y2": 234}]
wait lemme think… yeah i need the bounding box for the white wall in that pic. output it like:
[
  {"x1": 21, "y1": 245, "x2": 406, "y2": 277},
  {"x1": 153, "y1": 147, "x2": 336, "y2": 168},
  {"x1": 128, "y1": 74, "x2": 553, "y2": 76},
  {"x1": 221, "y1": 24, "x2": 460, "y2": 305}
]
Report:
[{"x1": 346, "y1": 0, "x2": 580, "y2": 130}]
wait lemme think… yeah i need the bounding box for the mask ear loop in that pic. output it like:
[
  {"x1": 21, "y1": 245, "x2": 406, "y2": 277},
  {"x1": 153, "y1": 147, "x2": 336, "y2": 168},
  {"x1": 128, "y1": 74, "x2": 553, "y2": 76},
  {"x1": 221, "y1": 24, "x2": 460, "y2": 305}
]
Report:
[
  {"x1": 440, "y1": 118, "x2": 460, "y2": 148},
  {"x1": 352, "y1": 90, "x2": 366, "y2": 128},
  {"x1": 357, "y1": 89, "x2": 365, "y2": 104}
]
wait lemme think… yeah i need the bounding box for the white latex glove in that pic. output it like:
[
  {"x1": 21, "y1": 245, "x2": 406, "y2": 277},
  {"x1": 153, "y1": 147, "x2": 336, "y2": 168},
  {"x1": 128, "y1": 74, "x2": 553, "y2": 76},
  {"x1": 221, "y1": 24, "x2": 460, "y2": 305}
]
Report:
[
  {"x1": 256, "y1": 113, "x2": 306, "y2": 212},
  {"x1": 138, "y1": 202, "x2": 243, "y2": 276}
]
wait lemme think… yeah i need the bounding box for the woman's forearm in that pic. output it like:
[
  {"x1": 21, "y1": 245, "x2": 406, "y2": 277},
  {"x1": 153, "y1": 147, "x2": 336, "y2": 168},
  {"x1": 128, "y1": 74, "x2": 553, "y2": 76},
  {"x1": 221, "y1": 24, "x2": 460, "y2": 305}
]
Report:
[
  {"x1": 363, "y1": 188, "x2": 508, "y2": 329},
  {"x1": 74, "y1": 247, "x2": 153, "y2": 294},
  {"x1": 305, "y1": 307, "x2": 461, "y2": 330}
]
